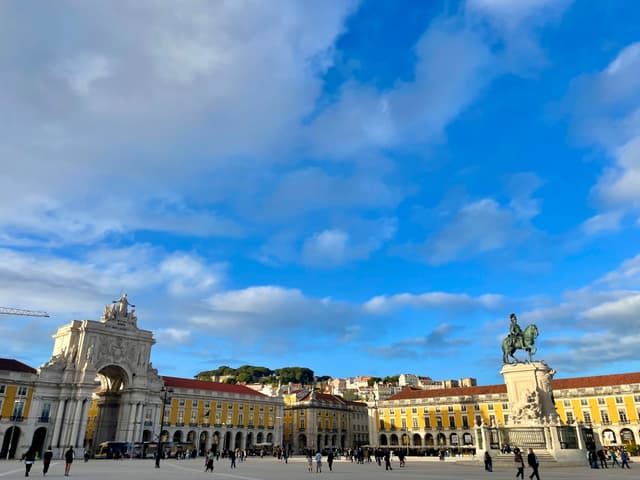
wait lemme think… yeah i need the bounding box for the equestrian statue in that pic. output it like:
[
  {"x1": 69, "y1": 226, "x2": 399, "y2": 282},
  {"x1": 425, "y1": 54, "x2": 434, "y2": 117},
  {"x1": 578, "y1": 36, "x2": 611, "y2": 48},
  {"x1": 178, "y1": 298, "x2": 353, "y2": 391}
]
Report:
[{"x1": 501, "y1": 313, "x2": 539, "y2": 364}]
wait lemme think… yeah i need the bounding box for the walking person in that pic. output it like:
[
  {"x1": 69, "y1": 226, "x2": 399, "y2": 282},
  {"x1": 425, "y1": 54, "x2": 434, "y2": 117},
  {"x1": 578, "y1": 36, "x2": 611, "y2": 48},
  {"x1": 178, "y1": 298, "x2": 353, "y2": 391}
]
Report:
[
  {"x1": 327, "y1": 451, "x2": 334, "y2": 471},
  {"x1": 610, "y1": 448, "x2": 620, "y2": 467},
  {"x1": 315, "y1": 451, "x2": 322, "y2": 473},
  {"x1": 484, "y1": 451, "x2": 492, "y2": 472},
  {"x1": 384, "y1": 450, "x2": 392, "y2": 471},
  {"x1": 514, "y1": 448, "x2": 524, "y2": 479},
  {"x1": 306, "y1": 452, "x2": 313, "y2": 473},
  {"x1": 205, "y1": 450, "x2": 214, "y2": 472},
  {"x1": 23, "y1": 446, "x2": 36, "y2": 477},
  {"x1": 43, "y1": 446, "x2": 53, "y2": 476},
  {"x1": 64, "y1": 446, "x2": 75, "y2": 477},
  {"x1": 620, "y1": 449, "x2": 631, "y2": 469},
  {"x1": 229, "y1": 449, "x2": 236, "y2": 469},
  {"x1": 527, "y1": 448, "x2": 540, "y2": 480}
]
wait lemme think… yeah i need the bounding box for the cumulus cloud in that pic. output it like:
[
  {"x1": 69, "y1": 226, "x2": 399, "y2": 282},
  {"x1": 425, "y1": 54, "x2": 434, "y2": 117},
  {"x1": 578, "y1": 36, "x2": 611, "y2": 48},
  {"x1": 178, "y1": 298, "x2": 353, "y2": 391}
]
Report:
[{"x1": 364, "y1": 292, "x2": 503, "y2": 314}]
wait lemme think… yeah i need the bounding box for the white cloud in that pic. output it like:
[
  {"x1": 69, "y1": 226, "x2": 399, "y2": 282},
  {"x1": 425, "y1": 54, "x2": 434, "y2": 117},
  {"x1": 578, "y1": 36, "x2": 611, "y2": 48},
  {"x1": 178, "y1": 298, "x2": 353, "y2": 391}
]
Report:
[
  {"x1": 364, "y1": 292, "x2": 503, "y2": 314},
  {"x1": 581, "y1": 211, "x2": 624, "y2": 235},
  {"x1": 303, "y1": 229, "x2": 349, "y2": 266},
  {"x1": 156, "y1": 328, "x2": 192, "y2": 345}
]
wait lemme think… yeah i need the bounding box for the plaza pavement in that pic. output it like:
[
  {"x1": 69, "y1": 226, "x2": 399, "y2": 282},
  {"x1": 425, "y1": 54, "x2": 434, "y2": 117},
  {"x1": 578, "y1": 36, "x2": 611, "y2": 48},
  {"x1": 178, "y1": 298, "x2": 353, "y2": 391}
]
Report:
[{"x1": 0, "y1": 455, "x2": 634, "y2": 480}]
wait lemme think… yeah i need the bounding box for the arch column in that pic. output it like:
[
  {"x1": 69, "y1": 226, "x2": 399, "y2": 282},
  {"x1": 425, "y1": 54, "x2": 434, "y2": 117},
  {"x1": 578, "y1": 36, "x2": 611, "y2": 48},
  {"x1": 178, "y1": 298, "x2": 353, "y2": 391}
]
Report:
[{"x1": 51, "y1": 400, "x2": 67, "y2": 449}]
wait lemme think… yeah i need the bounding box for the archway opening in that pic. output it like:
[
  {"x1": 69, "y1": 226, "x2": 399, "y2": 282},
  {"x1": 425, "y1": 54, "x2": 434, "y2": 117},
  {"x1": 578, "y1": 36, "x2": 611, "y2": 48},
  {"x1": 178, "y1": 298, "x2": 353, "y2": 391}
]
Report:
[
  {"x1": 32, "y1": 427, "x2": 48, "y2": 456},
  {"x1": 0, "y1": 426, "x2": 21, "y2": 459},
  {"x1": 93, "y1": 365, "x2": 130, "y2": 446}
]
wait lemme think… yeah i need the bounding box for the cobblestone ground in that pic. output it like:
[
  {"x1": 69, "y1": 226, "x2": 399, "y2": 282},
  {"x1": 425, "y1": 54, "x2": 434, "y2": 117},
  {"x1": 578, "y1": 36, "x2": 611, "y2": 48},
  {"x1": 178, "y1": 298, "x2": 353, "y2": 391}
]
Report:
[{"x1": 0, "y1": 456, "x2": 634, "y2": 480}]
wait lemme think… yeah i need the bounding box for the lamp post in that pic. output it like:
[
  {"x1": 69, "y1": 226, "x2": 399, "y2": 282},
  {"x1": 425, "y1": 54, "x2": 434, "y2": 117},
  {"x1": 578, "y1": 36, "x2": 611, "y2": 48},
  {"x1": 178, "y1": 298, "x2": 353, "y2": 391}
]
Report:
[{"x1": 155, "y1": 387, "x2": 173, "y2": 468}]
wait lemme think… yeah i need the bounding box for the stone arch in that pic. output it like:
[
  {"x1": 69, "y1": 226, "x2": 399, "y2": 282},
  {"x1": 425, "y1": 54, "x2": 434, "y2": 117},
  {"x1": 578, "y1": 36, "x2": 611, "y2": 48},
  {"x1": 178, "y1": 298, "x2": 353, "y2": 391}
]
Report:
[
  {"x1": 173, "y1": 430, "x2": 183, "y2": 442},
  {"x1": 234, "y1": 431, "x2": 243, "y2": 449},
  {"x1": 199, "y1": 431, "x2": 208, "y2": 455},
  {"x1": 331, "y1": 434, "x2": 336, "y2": 446},
  {"x1": 401, "y1": 433, "x2": 410, "y2": 448},
  {"x1": 266, "y1": 432, "x2": 272, "y2": 443},
  {"x1": 224, "y1": 431, "x2": 232, "y2": 451},
  {"x1": 413, "y1": 433, "x2": 422, "y2": 446},
  {"x1": 316, "y1": 434, "x2": 322, "y2": 450},
  {"x1": 187, "y1": 430, "x2": 196, "y2": 445},
  {"x1": 96, "y1": 364, "x2": 130, "y2": 392},
  {"x1": 620, "y1": 428, "x2": 635, "y2": 445},
  {"x1": 93, "y1": 364, "x2": 131, "y2": 445},
  {"x1": 602, "y1": 429, "x2": 616, "y2": 445},
  {"x1": 246, "y1": 432, "x2": 254, "y2": 448},
  {"x1": 390, "y1": 434, "x2": 399, "y2": 446},
  {"x1": 31, "y1": 427, "x2": 47, "y2": 455},
  {"x1": 212, "y1": 431, "x2": 221, "y2": 453},
  {"x1": 450, "y1": 433, "x2": 459, "y2": 446},
  {"x1": 425, "y1": 433, "x2": 434, "y2": 446},
  {"x1": 142, "y1": 429, "x2": 153, "y2": 441},
  {"x1": 256, "y1": 432, "x2": 264, "y2": 443},
  {"x1": 0, "y1": 426, "x2": 21, "y2": 458},
  {"x1": 379, "y1": 434, "x2": 388, "y2": 446},
  {"x1": 437, "y1": 432, "x2": 446, "y2": 446},
  {"x1": 463, "y1": 432, "x2": 473, "y2": 445},
  {"x1": 160, "y1": 429, "x2": 169, "y2": 441},
  {"x1": 298, "y1": 434, "x2": 307, "y2": 450}
]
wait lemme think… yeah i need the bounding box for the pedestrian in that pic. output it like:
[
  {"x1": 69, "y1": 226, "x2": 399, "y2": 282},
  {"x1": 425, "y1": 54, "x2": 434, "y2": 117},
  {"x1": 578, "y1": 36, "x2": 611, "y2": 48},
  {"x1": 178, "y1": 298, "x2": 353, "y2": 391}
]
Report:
[
  {"x1": 64, "y1": 446, "x2": 75, "y2": 477},
  {"x1": 527, "y1": 448, "x2": 540, "y2": 480},
  {"x1": 484, "y1": 451, "x2": 492, "y2": 472},
  {"x1": 597, "y1": 449, "x2": 608, "y2": 468},
  {"x1": 229, "y1": 449, "x2": 236, "y2": 469},
  {"x1": 205, "y1": 450, "x2": 214, "y2": 472},
  {"x1": 43, "y1": 446, "x2": 53, "y2": 476},
  {"x1": 306, "y1": 452, "x2": 313, "y2": 473},
  {"x1": 620, "y1": 449, "x2": 631, "y2": 469},
  {"x1": 514, "y1": 448, "x2": 524, "y2": 479},
  {"x1": 315, "y1": 451, "x2": 322, "y2": 473},
  {"x1": 610, "y1": 449, "x2": 620, "y2": 467},
  {"x1": 384, "y1": 450, "x2": 392, "y2": 471},
  {"x1": 23, "y1": 446, "x2": 36, "y2": 477},
  {"x1": 327, "y1": 451, "x2": 334, "y2": 471}
]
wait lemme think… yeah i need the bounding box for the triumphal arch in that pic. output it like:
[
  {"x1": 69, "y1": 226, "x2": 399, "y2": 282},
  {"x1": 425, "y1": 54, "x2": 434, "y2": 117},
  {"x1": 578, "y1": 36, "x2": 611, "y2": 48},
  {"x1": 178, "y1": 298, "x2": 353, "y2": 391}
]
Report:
[{"x1": 37, "y1": 295, "x2": 163, "y2": 451}]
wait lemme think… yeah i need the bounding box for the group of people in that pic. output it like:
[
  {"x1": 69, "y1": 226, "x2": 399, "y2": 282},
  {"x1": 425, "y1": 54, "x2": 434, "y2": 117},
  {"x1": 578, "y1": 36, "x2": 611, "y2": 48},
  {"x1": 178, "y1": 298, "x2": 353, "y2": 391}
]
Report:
[
  {"x1": 484, "y1": 448, "x2": 541, "y2": 479},
  {"x1": 589, "y1": 447, "x2": 631, "y2": 469},
  {"x1": 20, "y1": 446, "x2": 75, "y2": 477}
]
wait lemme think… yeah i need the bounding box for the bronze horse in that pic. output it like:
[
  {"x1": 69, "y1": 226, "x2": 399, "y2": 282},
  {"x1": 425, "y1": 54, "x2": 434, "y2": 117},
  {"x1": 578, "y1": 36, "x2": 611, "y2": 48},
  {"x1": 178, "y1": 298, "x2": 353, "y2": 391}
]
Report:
[{"x1": 502, "y1": 324, "x2": 538, "y2": 363}]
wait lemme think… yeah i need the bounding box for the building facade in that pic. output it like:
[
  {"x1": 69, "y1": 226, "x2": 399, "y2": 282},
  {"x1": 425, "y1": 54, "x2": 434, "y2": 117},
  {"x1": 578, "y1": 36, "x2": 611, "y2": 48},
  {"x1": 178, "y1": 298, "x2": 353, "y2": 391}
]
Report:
[
  {"x1": 282, "y1": 390, "x2": 368, "y2": 453},
  {"x1": 370, "y1": 372, "x2": 640, "y2": 454}
]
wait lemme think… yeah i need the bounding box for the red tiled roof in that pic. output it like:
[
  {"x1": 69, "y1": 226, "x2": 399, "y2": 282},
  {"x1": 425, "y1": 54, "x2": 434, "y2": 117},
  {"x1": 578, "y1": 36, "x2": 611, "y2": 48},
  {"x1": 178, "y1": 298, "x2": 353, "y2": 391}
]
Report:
[
  {"x1": 0, "y1": 358, "x2": 37, "y2": 374},
  {"x1": 162, "y1": 376, "x2": 267, "y2": 397},
  {"x1": 389, "y1": 384, "x2": 506, "y2": 401},
  {"x1": 552, "y1": 372, "x2": 640, "y2": 390},
  {"x1": 388, "y1": 372, "x2": 640, "y2": 401}
]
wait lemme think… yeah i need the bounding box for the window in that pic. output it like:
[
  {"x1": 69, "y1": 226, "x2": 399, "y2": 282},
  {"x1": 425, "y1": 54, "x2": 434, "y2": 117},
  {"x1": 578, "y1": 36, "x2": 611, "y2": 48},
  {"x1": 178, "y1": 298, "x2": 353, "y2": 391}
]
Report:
[
  {"x1": 424, "y1": 417, "x2": 431, "y2": 429},
  {"x1": 448, "y1": 415, "x2": 456, "y2": 428},
  {"x1": 301, "y1": 419, "x2": 305, "y2": 429},
  {"x1": 412, "y1": 417, "x2": 419, "y2": 429},
  {"x1": 179, "y1": 399, "x2": 185, "y2": 407},
  {"x1": 40, "y1": 403, "x2": 51, "y2": 421},
  {"x1": 400, "y1": 408, "x2": 405, "y2": 414},
  {"x1": 563, "y1": 400, "x2": 571, "y2": 407},
  {"x1": 190, "y1": 410, "x2": 197, "y2": 423},
  {"x1": 488, "y1": 404, "x2": 494, "y2": 411},
  {"x1": 177, "y1": 409, "x2": 184, "y2": 424},
  {"x1": 566, "y1": 412, "x2": 574, "y2": 423},
  {"x1": 597, "y1": 398, "x2": 605, "y2": 405},
  {"x1": 600, "y1": 410, "x2": 610, "y2": 425},
  {"x1": 401, "y1": 418, "x2": 407, "y2": 429},
  {"x1": 435, "y1": 407, "x2": 441, "y2": 413},
  {"x1": 379, "y1": 419, "x2": 385, "y2": 430},
  {"x1": 436, "y1": 417, "x2": 443, "y2": 429},
  {"x1": 12, "y1": 400, "x2": 25, "y2": 419},
  {"x1": 0, "y1": 384, "x2": 5, "y2": 394},
  {"x1": 144, "y1": 408, "x2": 153, "y2": 423},
  {"x1": 583, "y1": 411, "x2": 592, "y2": 423},
  {"x1": 580, "y1": 399, "x2": 588, "y2": 406},
  {"x1": 412, "y1": 408, "x2": 417, "y2": 414},
  {"x1": 325, "y1": 419, "x2": 330, "y2": 429},
  {"x1": 17, "y1": 386, "x2": 28, "y2": 396},
  {"x1": 502, "y1": 403, "x2": 509, "y2": 410},
  {"x1": 503, "y1": 414, "x2": 509, "y2": 424},
  {"x1": 615, "y1": 397, "x2": 624, "y2": 404},
  {"x1": 474, "y1": 405, "x2": 480, "y2": 411},
  {"x1": 619, "y1": 410, "x2": 628, "y2": 423},
  {"x1": 205, "y1": 401, "x2": 210, "y2": 409},
  {"x1": 238, "y1": 413, "x2": 243, "y2": 426},
  {"x1": 634, "y1": 395, "x2": 640, "y2": 403},
  {"x1": 489, "y1": 415, "x2": 496, "y2": 426},
  {"x1": 462, "y1": 417, "x2": 469, "y2": 429},
  {"x1": 475, "y1": 415, "x2": 482, "y2": 426},
  {"x1": 448, "y1": 406, "x2": 454, "y2": 413},
  {"x1": 390, "y1": 418, "x2": 396, "y2": 429},
  {"x1": 192, "y1": 400, "x2": 198, "y2": 407}
]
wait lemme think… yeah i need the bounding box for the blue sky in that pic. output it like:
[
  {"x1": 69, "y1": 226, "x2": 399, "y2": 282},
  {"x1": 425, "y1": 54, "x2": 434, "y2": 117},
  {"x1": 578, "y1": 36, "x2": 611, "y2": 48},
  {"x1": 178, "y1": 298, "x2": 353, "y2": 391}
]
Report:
[{"x1": 2, "y1": 0, "x2": 640, "y2": 385}]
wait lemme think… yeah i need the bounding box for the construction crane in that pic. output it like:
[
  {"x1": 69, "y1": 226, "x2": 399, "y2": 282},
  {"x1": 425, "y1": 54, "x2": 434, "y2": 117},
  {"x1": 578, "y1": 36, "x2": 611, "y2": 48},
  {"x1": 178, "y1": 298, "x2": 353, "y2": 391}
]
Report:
[{"x1": 0, "y1": 307, "x2": 49, "y2": 317}]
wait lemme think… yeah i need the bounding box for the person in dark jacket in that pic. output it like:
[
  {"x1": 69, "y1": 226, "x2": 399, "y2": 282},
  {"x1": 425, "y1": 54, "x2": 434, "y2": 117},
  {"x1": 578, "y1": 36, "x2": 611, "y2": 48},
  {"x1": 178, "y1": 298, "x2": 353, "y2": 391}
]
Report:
[
  {"x1": 527, "y1": 448, "x2": 540, "y2": 480},
  {"x1": 484, "y1": 451, "x2": 492, "y2": 472},
  {"x1": 43, "y1": 446, "x2": 53, "y2": 476},
  {"x1": 23, "y1": 446, "x2": 37, "y2": 477},
  {"x1": 64, "y1": 446, "x2": 74, "y2": 477}
]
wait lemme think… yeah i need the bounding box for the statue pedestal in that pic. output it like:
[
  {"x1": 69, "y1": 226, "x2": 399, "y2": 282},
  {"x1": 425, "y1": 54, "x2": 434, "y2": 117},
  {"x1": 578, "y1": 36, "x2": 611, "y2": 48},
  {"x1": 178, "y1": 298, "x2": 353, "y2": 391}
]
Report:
[{"x1": 500, "y1": 362, "x2": 558, "y2": 425}]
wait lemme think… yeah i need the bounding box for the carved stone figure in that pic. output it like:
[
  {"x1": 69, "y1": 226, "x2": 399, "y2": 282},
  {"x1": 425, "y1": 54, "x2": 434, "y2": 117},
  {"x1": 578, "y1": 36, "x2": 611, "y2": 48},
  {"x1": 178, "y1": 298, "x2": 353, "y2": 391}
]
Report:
[{"x1": 512, "y1": 389, "x2": 542, "y2": 424}]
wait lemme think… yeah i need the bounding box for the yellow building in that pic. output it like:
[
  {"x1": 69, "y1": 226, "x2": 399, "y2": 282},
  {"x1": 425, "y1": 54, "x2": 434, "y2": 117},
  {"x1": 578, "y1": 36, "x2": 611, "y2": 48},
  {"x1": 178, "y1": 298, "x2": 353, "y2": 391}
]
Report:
[
  {"x1": 370, "y1": 372, "x2": 640, "y2": 454},
  {"x1": 283, "y1": 389, "x2": 368, "y2": 453}
]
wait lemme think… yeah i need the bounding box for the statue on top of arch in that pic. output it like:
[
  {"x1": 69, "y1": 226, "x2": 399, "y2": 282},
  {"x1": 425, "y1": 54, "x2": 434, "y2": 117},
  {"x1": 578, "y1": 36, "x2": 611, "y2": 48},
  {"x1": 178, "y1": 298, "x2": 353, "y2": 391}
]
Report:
[{"x1": 101, "y1": 293, "x2": 137, "y2": 328}]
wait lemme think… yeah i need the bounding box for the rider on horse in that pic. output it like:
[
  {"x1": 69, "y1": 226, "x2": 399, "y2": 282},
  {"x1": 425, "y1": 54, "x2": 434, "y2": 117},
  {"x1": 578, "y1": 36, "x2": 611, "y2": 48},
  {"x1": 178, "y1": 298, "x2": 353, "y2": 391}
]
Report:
[{"x1": 509, "y1": 313, "x2": 524, "y2": 350}]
